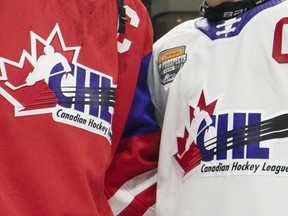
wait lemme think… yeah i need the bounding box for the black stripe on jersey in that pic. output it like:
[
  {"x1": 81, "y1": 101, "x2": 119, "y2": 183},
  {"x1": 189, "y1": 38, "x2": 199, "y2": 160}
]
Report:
[{"x1": 26, "y1": 87, "x2": 116, "y2": 109}]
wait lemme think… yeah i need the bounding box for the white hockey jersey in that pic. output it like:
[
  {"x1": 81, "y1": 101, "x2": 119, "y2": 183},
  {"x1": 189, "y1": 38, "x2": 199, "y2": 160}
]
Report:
[{"x1": 148, "y1": 0, "x2": 288, "y2": 215}]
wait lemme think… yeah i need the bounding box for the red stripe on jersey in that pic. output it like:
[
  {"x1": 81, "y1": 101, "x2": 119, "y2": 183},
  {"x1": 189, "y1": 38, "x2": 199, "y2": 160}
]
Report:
[
  {"x1": 105, "y1": 132, "x2": 160, "y2": 198},
  {"x1": 118, "y1": 183, "x2": 157, "y2": 216}
]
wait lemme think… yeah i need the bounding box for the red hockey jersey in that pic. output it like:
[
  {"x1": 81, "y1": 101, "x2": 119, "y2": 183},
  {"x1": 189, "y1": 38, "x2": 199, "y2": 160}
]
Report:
[{"x1": 0, "y1": 0, "x2": 160, "y2": 215}]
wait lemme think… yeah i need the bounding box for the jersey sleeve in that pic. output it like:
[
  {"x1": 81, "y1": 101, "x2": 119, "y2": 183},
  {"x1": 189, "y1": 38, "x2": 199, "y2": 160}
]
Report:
[
  {"x1": 147, "y1": 45, "x2": 168, "y2": 128},
  {"x1": 105, "y1": 1, "x2": 161, "y2": 215},
  {"x1": 147, "y1": 39, "x2": 174, "y2": 128},
  {"x1": 147, "y1": 20, "x2": 196, "y2": 128}
]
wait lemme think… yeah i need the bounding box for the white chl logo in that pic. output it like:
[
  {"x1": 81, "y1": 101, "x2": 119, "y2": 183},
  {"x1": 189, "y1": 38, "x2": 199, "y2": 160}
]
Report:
[
  {"x1": 0, "y1": 5, "x2": 141, "y2": 142},
  {"x1": 0, "y1": 24, "x2": 116, "y2": 143}
]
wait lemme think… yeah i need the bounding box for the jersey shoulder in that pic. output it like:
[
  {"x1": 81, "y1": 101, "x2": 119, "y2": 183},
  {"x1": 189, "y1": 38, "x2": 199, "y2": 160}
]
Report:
[
  {"x1": 153, "y1": 19, "x2": 201, "y2": 54},
  {"x1": 195, "y1": 0, "x2": 287, "y2": 40}
]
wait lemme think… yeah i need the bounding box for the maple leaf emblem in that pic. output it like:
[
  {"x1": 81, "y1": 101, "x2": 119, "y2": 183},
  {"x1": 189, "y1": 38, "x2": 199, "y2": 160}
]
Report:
[
  {"x1": 174, "y1": 90, "x2": 218, "y2": 175},
  {"x1": 0, "y1": 24, "x2": 80, "y2": 116}
]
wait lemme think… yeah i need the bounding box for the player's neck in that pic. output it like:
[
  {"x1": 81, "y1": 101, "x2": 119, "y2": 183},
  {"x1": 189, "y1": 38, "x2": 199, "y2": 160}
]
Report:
[{"x1": 205, "y1": 0, "x2": 241, "y2": 7}]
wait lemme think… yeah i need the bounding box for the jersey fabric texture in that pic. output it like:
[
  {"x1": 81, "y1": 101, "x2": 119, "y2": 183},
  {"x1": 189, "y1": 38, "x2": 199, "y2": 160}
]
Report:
[
  {"x1": 148, "y1": 0, "x2": 288, "y2": 215},
  {"x1": 0, "y1": 0, "x2": 160, "y2": 215}
]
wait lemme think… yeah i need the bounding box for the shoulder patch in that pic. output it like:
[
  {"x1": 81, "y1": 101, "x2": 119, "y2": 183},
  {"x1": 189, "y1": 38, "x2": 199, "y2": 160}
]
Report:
[{"x1": 157, "y1": 46, "x2": 187, "y2": 85}]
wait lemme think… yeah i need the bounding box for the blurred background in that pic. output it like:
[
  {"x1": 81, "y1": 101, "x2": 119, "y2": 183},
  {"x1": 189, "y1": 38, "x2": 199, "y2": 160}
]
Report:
[{"x1": 141, "y1": 0, "x2": 203, "y2": 41}]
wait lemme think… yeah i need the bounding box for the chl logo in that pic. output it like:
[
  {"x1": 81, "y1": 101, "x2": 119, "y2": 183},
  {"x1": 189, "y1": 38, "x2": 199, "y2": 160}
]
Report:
[
  {"x1": 173, "y1": 90, "x2": 288, "y2": 176},
  {"x1": 0, "y1": 24, "x2": 116, "y2": 143}
]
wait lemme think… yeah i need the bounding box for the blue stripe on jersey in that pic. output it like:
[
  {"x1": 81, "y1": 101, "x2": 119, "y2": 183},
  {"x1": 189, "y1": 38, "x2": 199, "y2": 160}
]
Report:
[
  {"x1": 195, "y1": 0, "x2": 284, "y2": 40},
  {"x1": 122, "y1": 52, "x2": 160, "y2": 138}
]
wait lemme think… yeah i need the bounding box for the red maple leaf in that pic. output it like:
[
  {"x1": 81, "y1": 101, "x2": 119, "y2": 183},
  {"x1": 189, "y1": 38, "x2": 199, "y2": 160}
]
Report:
[
  {"x1": 174, "y1": 136, "x2": 202, "y2": 175},
  {"x1": 174, "y1": 90, "x2": 218, "y2": 175}
]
